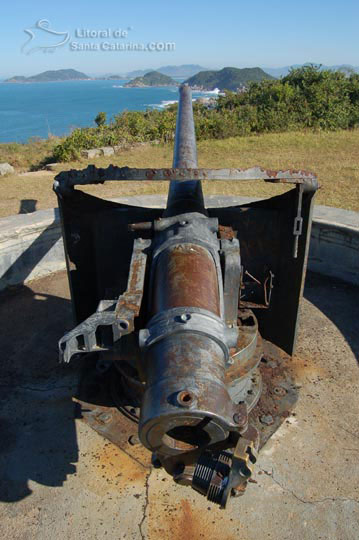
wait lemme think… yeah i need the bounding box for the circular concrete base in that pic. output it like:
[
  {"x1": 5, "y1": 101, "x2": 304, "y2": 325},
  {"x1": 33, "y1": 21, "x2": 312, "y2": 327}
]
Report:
[{"x1": 0, "y1": 270, "x2": 358, "y2": 540}]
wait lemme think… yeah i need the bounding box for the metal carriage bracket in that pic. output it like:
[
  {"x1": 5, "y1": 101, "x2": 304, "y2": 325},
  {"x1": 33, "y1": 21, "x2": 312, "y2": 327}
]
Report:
[
  {"x1": 54, "y1": 164, "x2": 318, "y2": 195},
  {"x1": 54, "y1": 164, "x2": 317, "y2": 262},
  {"x1": 54, "y1": 167, "x2": 318, "y2": 358}
]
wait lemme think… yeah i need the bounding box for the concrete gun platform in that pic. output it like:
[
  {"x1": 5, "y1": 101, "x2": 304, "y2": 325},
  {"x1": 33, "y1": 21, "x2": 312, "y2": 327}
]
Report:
[{"x1": 0, "y1": 269, "x2": 358, "y2": 540}]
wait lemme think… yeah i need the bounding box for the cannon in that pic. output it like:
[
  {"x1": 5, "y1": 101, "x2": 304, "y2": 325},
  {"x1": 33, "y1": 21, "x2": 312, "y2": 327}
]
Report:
[{"x1": 54, "y1": 85, "x2": 318, "y2": 507}]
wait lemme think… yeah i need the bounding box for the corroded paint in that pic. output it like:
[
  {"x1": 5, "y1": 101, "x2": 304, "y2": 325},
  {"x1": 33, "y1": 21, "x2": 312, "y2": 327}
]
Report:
[{"x1": 152, "y1": 244, "x2": 220, "y2": 316}]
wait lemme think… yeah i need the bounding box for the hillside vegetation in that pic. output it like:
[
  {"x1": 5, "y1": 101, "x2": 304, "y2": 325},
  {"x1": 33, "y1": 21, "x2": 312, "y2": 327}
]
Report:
[
  {"x1": 184, "y1": 66, "x2": 274, "y2": 90},
  {"x1": 5, "y1": 69, "x2": 89, "y2": 83},
  {"x1": 124, "y1": 71, "x2": 177, "y2": 87},
  {"x1": 51, "y1": 66, "x2": 359, "y2": 162}
]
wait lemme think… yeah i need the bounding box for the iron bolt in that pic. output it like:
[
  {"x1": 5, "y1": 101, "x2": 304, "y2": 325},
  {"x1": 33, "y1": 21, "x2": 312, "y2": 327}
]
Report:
[
  {"x1": 233, "y1": 412, "x2": 246, "y2": 425},
  {"x1": 97, "y1": 412, "x2": 112, "y2": 424},
  {"x1": 128, "y1": 435, "x2": 140, "y2": 446},
  {"x1": 260, "y1": 414, "x2": 274, "y2": 426},
  {"x1": 273, "y1": 386, "x2": 287, "y2": 396}
]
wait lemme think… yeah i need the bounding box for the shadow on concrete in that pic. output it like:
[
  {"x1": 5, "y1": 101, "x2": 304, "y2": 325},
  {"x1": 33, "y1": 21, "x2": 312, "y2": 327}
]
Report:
[
  {"x1": 0, "y1": 224, "x2": 357, "y2": 503},
  {"x1": 18, "y1": 199, "x2": 38, "y2": 214},
  {"x1": 0, "y1": 283, "x2": 79, "y2": 502},
  {"x1": 0, "y1": 207, "x2": 61, "y2": 289},
  {"x1": 304, "y1": 271, "x2": 359, "y2": 362}
]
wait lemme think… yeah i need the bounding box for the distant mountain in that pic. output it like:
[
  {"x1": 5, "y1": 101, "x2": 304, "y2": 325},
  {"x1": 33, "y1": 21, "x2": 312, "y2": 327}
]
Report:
[
  {"x1": 263, "y1": 63, "x2": 359, "y2": 78},
  {"x1": 126, "y1": 64, "x2": 207, "y2": 79},
  {"x1": 124, "y1": 71, "x2": 178, "y2": 88},
  {"x1": 124, "y1": 69, "x2": 150, "y2": 78},
  {"x1": 185, "y1": 67, "x2": 274, "y2": 91},
  {"x1": 157, "y1": 64, "x2": 208, "y2": 77},
  {"x1": 5, "y1": 69, "x2": 90, "y2": 83}
]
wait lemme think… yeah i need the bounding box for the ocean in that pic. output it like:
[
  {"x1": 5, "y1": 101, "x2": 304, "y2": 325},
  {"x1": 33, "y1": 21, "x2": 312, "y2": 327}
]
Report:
[{"x1": 0, "y1": 79, "x2": 217, "y2": 143}]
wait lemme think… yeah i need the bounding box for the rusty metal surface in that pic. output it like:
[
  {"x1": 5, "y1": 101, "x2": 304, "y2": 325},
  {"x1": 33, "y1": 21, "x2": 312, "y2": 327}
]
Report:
[
  {"x1": 74, "y1": 337, "x2": 298, "y2": 463},
  {"x1": 58, "y1": 194, "x2": 162, "y2": 325},
  {"x1": 226, "y1": 329, "x2": 262, "y2": 382},
  {"x1": 69, "y1": 334, "x2": 298, "y2": 511},
  {"x1": 210, "y1": 189, "x2": 316, "y2": 355},
  {"x1": 139, "y1": 332, "x2": 239, "y2": 457},
  {"x1": 54, "y1": 165, "x2": 318, "y2": 196},
  {"x1": 56, "y1": 171, "x2": 317, "y2": 357},
  {"x1": 58, "y1": 238, "x2": 150, "y2": 363},
  {"x1": 114, "y1": 237, "x2": 149, "y2": 328},
  {"x1": 251, "y1": 340, "x2": 298, "y2": 447},
  {"x1": 53, "y1": 84, "x2": 318, "y2": 507},
  {"x1": 152, "y1": 244, "x2": 220, "y2": 316},
  {"x1": 1, "y1": 245, "x2": 359, "y2": 540}
]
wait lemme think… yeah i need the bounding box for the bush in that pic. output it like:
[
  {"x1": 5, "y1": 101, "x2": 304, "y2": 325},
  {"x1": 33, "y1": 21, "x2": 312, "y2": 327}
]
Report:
[{"x1": 95, "y1": 111, "x2": 107, "y2": 127}]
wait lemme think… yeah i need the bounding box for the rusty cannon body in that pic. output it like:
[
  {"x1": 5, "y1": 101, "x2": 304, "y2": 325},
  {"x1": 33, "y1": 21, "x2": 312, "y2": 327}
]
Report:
[{"x1": 54, "y1": 84, "x2": 318, "y2": 507}]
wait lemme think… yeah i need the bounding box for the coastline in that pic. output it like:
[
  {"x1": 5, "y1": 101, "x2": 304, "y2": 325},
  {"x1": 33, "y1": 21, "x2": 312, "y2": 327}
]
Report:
[{"x1": 0, "y1": 81, "x2": 218, "y2": 143}]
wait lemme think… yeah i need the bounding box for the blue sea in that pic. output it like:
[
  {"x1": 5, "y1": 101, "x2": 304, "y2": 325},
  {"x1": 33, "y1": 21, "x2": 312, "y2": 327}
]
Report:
[{"x1": 0, "y1": 79, "x2": 216, "y2": 143}]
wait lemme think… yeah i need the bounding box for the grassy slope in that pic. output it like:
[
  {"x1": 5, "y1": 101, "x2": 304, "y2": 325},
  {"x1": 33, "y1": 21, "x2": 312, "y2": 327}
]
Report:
[
  {"x1": 0, "y1": 139, "x2": 58, "y2": 170},
  {"x1": 0, "y1": 130, "x2": 358, "y2": 218}
]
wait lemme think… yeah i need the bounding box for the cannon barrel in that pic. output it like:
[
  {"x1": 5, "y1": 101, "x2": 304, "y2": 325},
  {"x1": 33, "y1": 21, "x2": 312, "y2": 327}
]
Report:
[{"x1": 165, "y1": 84, "x2": 206, "y2": 217}]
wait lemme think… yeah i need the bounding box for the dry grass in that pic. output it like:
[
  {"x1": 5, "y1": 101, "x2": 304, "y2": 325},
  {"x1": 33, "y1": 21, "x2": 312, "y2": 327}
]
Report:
[
  {"x1": 0, "y1": 130, "x2": 358, "y2": 218},
  {"x1": 0, "y1": 138, "x2": 58, "y2": 171}
]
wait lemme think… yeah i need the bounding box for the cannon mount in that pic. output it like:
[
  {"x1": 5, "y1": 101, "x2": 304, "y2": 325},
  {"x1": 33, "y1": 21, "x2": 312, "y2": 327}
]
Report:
[{"x1": 54, "y1": 85, "x2": 317, "y2": 507}]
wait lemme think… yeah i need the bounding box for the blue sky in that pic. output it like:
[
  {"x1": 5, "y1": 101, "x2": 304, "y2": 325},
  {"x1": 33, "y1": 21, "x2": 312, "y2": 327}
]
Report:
[{"x1": 0, "y1": 0, "x2": 358, "y2": 77}]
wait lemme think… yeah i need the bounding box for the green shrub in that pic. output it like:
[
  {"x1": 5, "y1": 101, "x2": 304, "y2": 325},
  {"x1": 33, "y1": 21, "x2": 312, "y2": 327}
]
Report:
[
  {"x1": 95, "y1": 111, "x2": 107, "y2": 127},
  {"x1": 52, "y1": 66, "x2": 359, "y2": 161}
]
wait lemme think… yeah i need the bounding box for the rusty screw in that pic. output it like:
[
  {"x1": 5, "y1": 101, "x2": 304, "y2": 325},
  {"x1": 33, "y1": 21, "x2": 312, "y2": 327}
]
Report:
[
  {"x1": 233, "y1": 412, "x2": 246, "y2": 426},
  {"x1": 260, "y1": 414, "x2": 274, "y2": 426},
  {"x1": 273, "y1": 386, "x2": 287, "y2": 396},
  {"x1": 128, "y1": 435, "x2": 140, "y2": 446},
  {"x1": 97, "y1": 412, "x2": 112, "y2": 424}
]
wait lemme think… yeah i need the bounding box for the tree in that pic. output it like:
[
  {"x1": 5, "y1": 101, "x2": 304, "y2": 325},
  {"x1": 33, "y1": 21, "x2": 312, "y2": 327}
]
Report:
[{"x1": 95, "y1": 111, "x2": 107, "y2": 127}]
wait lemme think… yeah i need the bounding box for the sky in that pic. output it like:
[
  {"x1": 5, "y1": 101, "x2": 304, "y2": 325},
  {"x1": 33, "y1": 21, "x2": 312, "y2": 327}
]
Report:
[{"x1": 0, "y1": 0, "x2": 358, "y2": 78}]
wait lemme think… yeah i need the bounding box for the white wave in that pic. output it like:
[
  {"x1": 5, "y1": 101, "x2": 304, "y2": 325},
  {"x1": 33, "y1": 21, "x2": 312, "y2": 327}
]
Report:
[
  {"x1": 148, "y1": 99, "x2": 179, "y2": 109},
  {"x1": 161, "y1": 100, "x2": 178, "y2": 107},
  {"x1": 112, "y1": 85, "x2": 123, "y2": 88},
  {"x1": 206, "y1": 87, "x2": 221, "y2": 94}
]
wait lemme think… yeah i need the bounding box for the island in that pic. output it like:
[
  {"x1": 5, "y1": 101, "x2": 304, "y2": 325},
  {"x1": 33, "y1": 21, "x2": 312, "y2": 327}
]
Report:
[
  {"x1": 124, "y1": 71, "x2": 178, "y2": 88},
  {"x1": 184, "y1": 67, "x2": 274, "y2": 91},
  {"x1": 5, "y1": 69, "x2": 90, "y2": 83}
]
